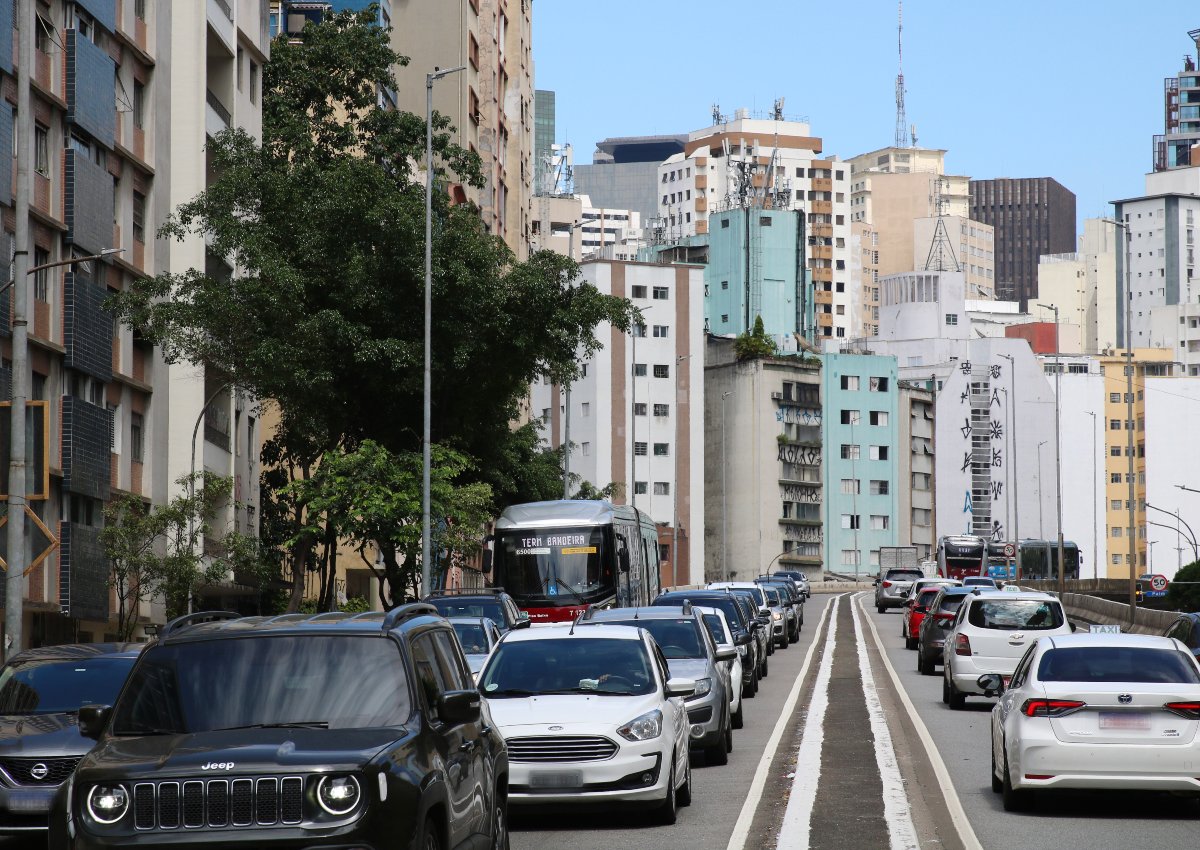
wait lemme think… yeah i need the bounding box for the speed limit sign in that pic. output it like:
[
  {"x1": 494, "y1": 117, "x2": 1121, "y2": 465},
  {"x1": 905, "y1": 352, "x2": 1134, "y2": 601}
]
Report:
[
  {"x1": 1003, "y1": 543, "x2": 1016, "y2": 558},
  {"x1": 1150, "y1": 574, "x2": 1168, "y2": 592}
]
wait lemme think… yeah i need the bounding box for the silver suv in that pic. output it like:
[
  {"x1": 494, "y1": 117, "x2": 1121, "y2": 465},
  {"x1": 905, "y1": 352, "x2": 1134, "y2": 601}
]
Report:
[
  {"x1": 582, "y1": 605, "x2": 736, "y2": 766},
  {"x1": 875, "y1": 568, "x2": 926, "y2": 613}
]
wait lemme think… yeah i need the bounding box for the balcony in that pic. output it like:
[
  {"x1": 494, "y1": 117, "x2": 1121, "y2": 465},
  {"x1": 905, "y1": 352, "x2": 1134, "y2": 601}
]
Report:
[
  {"x1": 206, "y1": 89, "x2": 231, "y2": 138},
  {"x1": 207, "y1": 0, "x2": 235, "y2": 54}
]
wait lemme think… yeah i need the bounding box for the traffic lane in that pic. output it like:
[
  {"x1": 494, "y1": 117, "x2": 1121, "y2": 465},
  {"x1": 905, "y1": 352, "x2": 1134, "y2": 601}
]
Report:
[
  {"x1": 865, "y1": 605, "x2": 1200, "y2": 849},
  {"x1": 509, "y1": 596, "x2": 830, "y2": 848}
]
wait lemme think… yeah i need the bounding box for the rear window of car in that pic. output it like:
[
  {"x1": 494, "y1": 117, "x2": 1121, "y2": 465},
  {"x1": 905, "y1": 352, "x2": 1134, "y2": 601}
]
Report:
[
  {"x1": 967, "y1": 599, "x2": 1064, "y2": 631},
  {"x1": 601, "y1": 618, "x2": 704, "y2": 660},
  {"x1": 916, "y1": 589, "x2": 940, "y2": 607},
  {"x1": 1038, "y1": 647, "x2": 1200, "y2": 684},
  {"x1": 937, "y1": 594, "x2": 967, "y2": 613},
  {"x1": 886, "y1": 570, "x2": 924, "y2": 581}
]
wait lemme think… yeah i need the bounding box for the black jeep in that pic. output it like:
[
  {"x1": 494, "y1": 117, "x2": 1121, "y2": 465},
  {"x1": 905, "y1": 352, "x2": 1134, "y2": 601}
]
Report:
[{"x1": 49, "y1": 606, "x2": 509, "y2": 850}]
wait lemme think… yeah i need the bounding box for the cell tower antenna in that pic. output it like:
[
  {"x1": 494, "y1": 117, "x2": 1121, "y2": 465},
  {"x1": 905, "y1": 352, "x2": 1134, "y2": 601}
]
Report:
[{"x1": 894, "y1": 0, "x2": 909, "y2": 149}]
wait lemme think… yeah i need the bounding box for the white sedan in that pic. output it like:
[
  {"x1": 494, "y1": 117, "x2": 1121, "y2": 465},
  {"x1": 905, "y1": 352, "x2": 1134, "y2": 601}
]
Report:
[{"x1": 985, "y1": 633, "x2": 1200, "y2": 812}]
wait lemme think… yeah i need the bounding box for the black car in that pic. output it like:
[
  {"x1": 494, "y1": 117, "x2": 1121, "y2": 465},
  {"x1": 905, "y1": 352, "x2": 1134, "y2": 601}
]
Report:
[
  {"x1": 424, "y1": 588, "x2": 530, "y2": 634},
  {"x1": 0, "y1": 643, "x2": 142, "y2": 836},
  {"x1": 653, "y1": 591, "x2": 760, "y2": 697},
  {"x1": 916, "y1": 587, "x2": 974, "y2": 675},
  {"x1": 49, "y1": 607, "x2": 509, "y2": 850},
  {"x1": 1163, "y1": 612, "x2": 1200, "y2": 658}
]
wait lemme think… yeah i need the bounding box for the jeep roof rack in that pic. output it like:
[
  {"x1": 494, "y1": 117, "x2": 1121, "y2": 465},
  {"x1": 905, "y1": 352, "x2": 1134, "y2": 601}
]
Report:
[
  {"x1": 158, "y1": 610, "x2": 241, "y2": 640},
  {"x1": 381, "y1": 602, "x2": 442, "y2": 632}
]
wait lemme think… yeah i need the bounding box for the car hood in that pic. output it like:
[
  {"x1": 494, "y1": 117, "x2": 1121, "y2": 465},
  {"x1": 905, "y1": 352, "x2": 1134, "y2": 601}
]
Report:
[
  {"x1": 485, "y1": 693, "x2": 664, "y2": 733},
  {"x1": 0, "y1": 712, "x2": 93, "y2": 758},
  {"x1": 666, "y1": 658, "x2": 710, "y2": 682},
  {"x1": 79, "y1": 727, "x2": 405, "y2": 778}
]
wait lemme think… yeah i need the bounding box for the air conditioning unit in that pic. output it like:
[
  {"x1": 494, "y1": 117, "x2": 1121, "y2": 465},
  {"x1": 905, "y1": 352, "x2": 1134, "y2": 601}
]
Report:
[{"x1": 770, "y1": 392, "x2": 784, "y2": 400}]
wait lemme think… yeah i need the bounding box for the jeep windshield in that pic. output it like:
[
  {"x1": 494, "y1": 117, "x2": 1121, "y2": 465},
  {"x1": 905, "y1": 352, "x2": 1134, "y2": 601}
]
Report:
[
  {"x1": 111, "y1": 636, "x2": 412, "y2": 735},
  {"x1": 479, "y1": 637, "x2": 655, "y2": 697},
  {"x1": 0, "y1": 657, "x2": 136, "y2": 715}
]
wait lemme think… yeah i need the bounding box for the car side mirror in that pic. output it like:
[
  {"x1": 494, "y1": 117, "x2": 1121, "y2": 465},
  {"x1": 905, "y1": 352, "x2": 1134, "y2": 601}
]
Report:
[
  {"x1": 513, "y1": 612, "x2": 531, "y2": 630},
  {"x1": 976, "y1": 674, "x2": 1004, "y2": 697},
  {"x1": 78, "y1": 704, "x2": 111, "y2": 741},
  {"x1": 715, "y1": 646, "x2": 737, "y2": 662},
  {"x1": 665, "y1": 677, "x2": 696, "y2": 698},
  {"x1": 480, "y1": 549, "x2": 493, "y2": 575},
  {"x1": 439, "y1": 690, "x2": 482, "y2": 724},
  {"x1": 873, "y1": 578, "x2": 880, "y2": 586},
  {"x1": 735, "y1": 633, "x2": 752, "y2": 646},
  {"x1": 758, "y1": 608, "x2": 771, "y2": 618}
]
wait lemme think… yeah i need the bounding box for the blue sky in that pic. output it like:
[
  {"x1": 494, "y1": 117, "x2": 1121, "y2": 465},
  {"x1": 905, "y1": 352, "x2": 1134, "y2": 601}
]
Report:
[{"x1": 533, "y1": 2, "x2": 1199, "y2": 231}]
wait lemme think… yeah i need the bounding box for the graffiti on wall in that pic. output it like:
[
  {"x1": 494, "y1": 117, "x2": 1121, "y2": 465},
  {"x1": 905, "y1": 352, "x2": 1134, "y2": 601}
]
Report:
[
  {"x1": 958, "y1": 360, "x2": 1008, "y2": 541},
  {"x1": 781, "y1": 484, "x2": 821, "y2": 503},
  {"x1": 783, "y1": 524, "x2": 823, "y2": 543},
  {"x1": 776, "y1": 406, "x2": 822, "y2": 426},
  {"x1": 778, "y1": 445, "x2": 821, "y2": 465}
]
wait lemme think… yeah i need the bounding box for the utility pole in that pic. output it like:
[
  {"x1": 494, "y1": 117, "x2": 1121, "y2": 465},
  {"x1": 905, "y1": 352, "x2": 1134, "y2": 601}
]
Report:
[
  {"x1": 1087, "y1": 411, "x2": 1098, "y2": 581},
  {"x1": 721, "y1": 390, "x2": 731, "y2": 582},
  {"x1": 1036, "y1": 303, "x2": 1066, "y2": 596},
  {"x1": 671, "y1": 354, "x2": 690, "y2": 588},
  {"x1": 6, "y1": 0, "x2": 34, "y2": 660}
]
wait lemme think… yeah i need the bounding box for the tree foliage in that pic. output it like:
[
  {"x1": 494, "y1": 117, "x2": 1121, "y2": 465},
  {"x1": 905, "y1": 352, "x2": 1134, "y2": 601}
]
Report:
[
  {"x1": 735, "y1": 315, "x2": 777, "y2": 361},
  {"x1": 1166, "y1": 560, "x2": 1200, "y2": 612},
  {"x1": 107, "y1": 7, "x2": 633, "y2": 608}
]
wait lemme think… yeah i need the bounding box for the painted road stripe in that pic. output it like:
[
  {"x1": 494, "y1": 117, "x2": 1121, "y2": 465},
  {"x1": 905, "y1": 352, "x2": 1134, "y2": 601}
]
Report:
[
  {"x1": 725, "y1": 594, "x2": 839, "y2": 850},
  {"x1": 850, "y1": 596, "x2": 918, "y2": 850},
  {"x1": 775, "y1": 595, "x2": 841, "y2": 850},
  {"x1": 855, "y1": 593, "x2": 984, "y2": 850}
]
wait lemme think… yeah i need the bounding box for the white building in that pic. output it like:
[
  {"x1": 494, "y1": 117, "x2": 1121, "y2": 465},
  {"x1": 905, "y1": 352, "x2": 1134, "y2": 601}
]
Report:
[
  {"x1": 1036, "y1": 219, "x2": 1121, "y2": 355},
  {"x1": 531, "y1": 260, "x2": 706, "y2": 585}
]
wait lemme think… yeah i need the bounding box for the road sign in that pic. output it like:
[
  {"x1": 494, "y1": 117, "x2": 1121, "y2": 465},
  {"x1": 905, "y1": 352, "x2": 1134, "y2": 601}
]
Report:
[
  {"x1": 1091, "y1": 624, "x2": 1122, "y2": 634},
  {"x1": 1149, "y1": 574, "x2": 1168, "y2": 593},
  {"x1": 1002, "y1": 543, "x2": 1016, "y2": 558}
]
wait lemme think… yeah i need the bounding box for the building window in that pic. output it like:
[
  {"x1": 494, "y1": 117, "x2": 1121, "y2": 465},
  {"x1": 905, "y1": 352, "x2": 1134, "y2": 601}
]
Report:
[
  {"x1": 653, "y1": 403, "x2": 669, "y2": 417},
  {"x1": 1109, "y1": 392, "x2": 1120, "y2": 403},
  {"x1": 653, "y1": 443, "x2": 669, "y2": 456},
  {"x1": 634, "y1": 442, "x2": 647, "y2": 456},
  {"x1": 869, "y1": 411, "x2": 888, "y2": 426},
  {"x1": 1110, "y1": 499, "x2": 1122, "y2": 510},
  {"x1": 840, "y1": 444, "x2": 860, "y2": 460},
  {"x1": 1110, "y1": 446, "x2": 1121, "y2": 457},
  {"x1": 870, "y1": 377, "x2": 889, "y2": 392},
  {"x1": 869, "y1": 445, "x2": 889, "y2": 461},
  {"x1": 653, "y1": 482, "x2": 671, "y2": 496},
  {"x1": 633, "y1": 402, "x2": 647, "y2": 416},
  {"x1": 1112, "y1": 527, "x2": 1121, "y2": 538},
  {"x1": 634, "y1": 481, "x2": 648, "y2": 495},
  {"x1": 34, "y1": 125, "x2": 48, "y2": 176},
  {"x1": 35, "y1": 16, "x2": 51, "y2": 53},
  {"x1": 134, "y1": 0, "x2": 146, "y2": 20},
  {"x1": 912, "y1": 472, "x2": 930, "y2": 491},
  {"x1": 1109, "y1": 419, "x2": 1121, "y2": 430},
  {"x1": 840, "y1": 409, "x2": 860, "y2": 425},
  {"x1": 840, "y1": 478, "x2": 860, "y2": 494},
  {"x1": 841, "y1": 514, "x2": 860, "y2": 530},
  {"x1": 631, "y1": 323, "x2": 646, "y2": 338},
  {"x1": 841, "y1": 549, "x2": 861, "y2": 566},
  {"x1": 840, "y1": 375, "x2": 859, "y2": 391},
  {"x1": 652, "y1": 325, "x2": 669, "y2": 338},
  {"x1": 249, "y1": 61, "x2": 259, "y2": 105},
  {"x1": 32, "y1": 248, "x2": 48, "y2": 301},
  {"x1": 1110, "y1": 473, "x2": 1121, "y2": 484},
  {"x1": 870, "y1": 515, "x2": 889, "y2": 531},
  {"x1": 652, "y1": 286, "x2": 669, "y2": 300},
  {"x1": 236, "y1": 47, "x2": 244, "y2": 91},
  {"x1": 870, "y1": 479, "x2": 889, "y2": 495},
  {"x1": 912, "y1": 508, "x2": 931, "y2": 526},
  {"x1": 133, "y1": 80, "x2": 145, "y2": 129},
  {"x1": 945, "y1": 313, "x2": 958, "y2": 326},
  {"x1": 653, "y1": 364, "x2": 669, "y2": 378},
  {"x1": 132, "y1": 192, "x2": 146, "y2": 242},
  {"x1": 633, "y1": 364, "x2": 647, "y2": 377},
  {"x1": 130, "y1": 412, "x2": 144, "y2": 462},
  {"x1": 581, "y1": 441, "x2": 590, "y2": 456},
  {"x1": 580, "y1": 402, "x2": 590, "y2": 417},
  {"x1": 631, "y1": 285, "x2": 647, "y2": 298}
]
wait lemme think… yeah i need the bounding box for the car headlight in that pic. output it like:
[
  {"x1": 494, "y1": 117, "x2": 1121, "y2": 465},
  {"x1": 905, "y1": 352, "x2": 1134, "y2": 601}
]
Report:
[
  {"x1": 688, "y1": 678, "x2": 712, "y2": 700},
  {"x1": 86, "y1": 785, "x2": 129, "y2": 824},
  {"x1": 317, "y1": 775, "x2": 362, "y2": 816},
  {"x1": 617, "y1": 709, "x2": 663, "y2": 742},
  {"x1": 772, "y1": 612, "x2": 782, "y2": 620}
]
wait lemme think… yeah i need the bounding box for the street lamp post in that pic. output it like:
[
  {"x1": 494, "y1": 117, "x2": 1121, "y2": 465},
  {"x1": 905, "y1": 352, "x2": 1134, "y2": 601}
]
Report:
[
  {"x1": 1148, "y1": 502, "x2": 1199, "y2": 563},
  {"x1": 423, "y1": 64, "x2": 466, "y2": 597},
  {"x1": 1037, "y1": 440, "x2": 1048, "y2": 538},
  {"x1": 1036, "y1": 302, "x2": 1066, "y2": 596},
  {"x1": 671, "y1": 354, "x2": 691, "y2": 589}
]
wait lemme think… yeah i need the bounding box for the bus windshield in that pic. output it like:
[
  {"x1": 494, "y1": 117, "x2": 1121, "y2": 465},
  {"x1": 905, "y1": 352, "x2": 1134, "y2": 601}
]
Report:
[{"x1": 495, "y1": 526, "x2": 613, "y2": 603}]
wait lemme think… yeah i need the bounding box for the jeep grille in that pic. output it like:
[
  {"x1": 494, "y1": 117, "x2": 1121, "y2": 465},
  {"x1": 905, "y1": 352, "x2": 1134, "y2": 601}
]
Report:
[{"x1": 132, "y1": 777, "x2": 304, "y2": 830}]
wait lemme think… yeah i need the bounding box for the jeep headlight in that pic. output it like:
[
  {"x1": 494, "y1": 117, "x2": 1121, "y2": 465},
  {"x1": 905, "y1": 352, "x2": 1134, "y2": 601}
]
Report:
[
  {"x1": 687, "y1": 677, "x2": 712, "y2": 700},
  {"x1": 317, "y1": 775, "x2": 362, "y2": 816},
  {"x1": 86, "y1": 785, "x2": 129, "y2": 824},
  {"x1": 617, "y1": 709, "x2": 662, "y2": 742}
]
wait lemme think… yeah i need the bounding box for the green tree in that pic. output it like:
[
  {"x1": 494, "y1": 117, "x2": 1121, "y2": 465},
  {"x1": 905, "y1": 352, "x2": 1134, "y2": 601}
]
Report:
[
  {"x1": 1166, "y1": 560, "x2": 1200, "y2": 611},
  {"x1": 101, "y1": 474, "x2": 266, "y2": 640},
  {"x1": 735, "y1": 315, "x2": 777, "y2": 360},
  {"x1": 107, "y1": 7, "x2": 633, "y2": 605}
]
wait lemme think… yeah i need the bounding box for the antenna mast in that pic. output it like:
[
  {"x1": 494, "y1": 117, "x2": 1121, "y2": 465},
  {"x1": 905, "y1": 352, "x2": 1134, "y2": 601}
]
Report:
[{"x1": 894, "y1": 0, "x2": 909, "y2": 148}]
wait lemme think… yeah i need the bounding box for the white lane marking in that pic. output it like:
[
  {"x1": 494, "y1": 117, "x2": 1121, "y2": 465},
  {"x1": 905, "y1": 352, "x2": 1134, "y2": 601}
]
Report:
[
  {"x1": 850, "y1": 596, "x2": 919, "y2": 850},
  {"x1": 724, "y1": 595, "x2": 838, "y2": 850},
  {"x1": 855, "y1": 593, "x2": 984, "y2": 850},
  {"x1": 774, "y1": 595, "x2": 841, "y2": 850}
]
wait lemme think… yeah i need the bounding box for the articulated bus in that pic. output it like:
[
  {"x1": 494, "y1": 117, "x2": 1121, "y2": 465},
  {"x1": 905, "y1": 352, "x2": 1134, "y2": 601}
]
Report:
[
  {"x1": 490, "y1": 500, "x2": 660, "y2": 623},
  {"x1": 935, "y1": 535, "x2": 988, "y2": 581},
  {"x1": 1017, "y1": 540, "x2": 1081, "y2": 582}
]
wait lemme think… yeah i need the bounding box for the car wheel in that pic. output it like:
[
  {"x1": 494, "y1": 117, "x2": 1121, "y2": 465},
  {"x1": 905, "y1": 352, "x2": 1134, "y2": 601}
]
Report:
[
  {"x1": 654, "y1": 757, "x2": 679, "y2": 824},
  {"x1": 941, "y1": 673, "x2": 950, "y2": 705},
  {"x1": 918, "y1": 649, "x2": 933, "y2": 676},
  {"x1": 905, "y1": 635, "x2": 918, "y2": 651},
  {"x1": 725, "y1": 714, "x2": 734, "y2": 753},
  {"x1": 947, "y1": 677, "x2": 966, "y2": 710},
  {"x1": 1002, "y1": 749, "x2": 1030, "y2": 812},
  {"x1": 761, "y1": 655, "x2": 769, "y2": 678},
  {"x1": 746, "y1": 669, "x2": 758, "y2": 697},
  {"x1": 990, "y1": 736, "x2": 1003, "y2": 794},
  {"x1": 732, "y1": 700, "x2": 744, "y2": 729},
  {"x1": 419, "y1": 816, "x2": 442, "y2": 850},
  {"x1": 490, "y1": 787, "x2": 509, "y2": 850},
  {"x1": 706, "y1": 728, "x2": 729, "y2": 766},
  {"x1": 677, "y1": 754, "x2": 693, "y2": 807}
]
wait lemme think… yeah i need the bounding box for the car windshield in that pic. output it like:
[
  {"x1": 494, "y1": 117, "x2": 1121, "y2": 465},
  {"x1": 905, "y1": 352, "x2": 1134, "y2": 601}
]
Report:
[
  {"x1": 600, "y1": 618, "x2": 704, "y2": 659},
  {"x1": 1038, "y1": 647, "x2": 1200, "y2": 684},
  {"x1": 111, "y1": 636, "x2": 411, "y2": 735},
  {"x1": 479, "y1": 637, "x2": 654, "y2": 696},
  {"x1": 452, "y1": 623, "x2": 490, "y2": 654},
  {"x1": 701, "y1": 614, "x2": 728, "y2": 646},
  {"x1": 663, "y1": 596, "x2": 744, "y2": 631},
  {"x1": 430, "y1": 599, "x2": 506, "y2": 628},
  {"x1": 916, "y1": 590, "x2": 940, "y2": 608},
  {"x1": 495, "y1": 526, "x2": 612, "y2": 601},
  {"x1": 0, "y1": 656, "x2": 136, "y2": 715},
  {"x1": 967, "y1": 599, "x2": 1064, "y2": 631}
]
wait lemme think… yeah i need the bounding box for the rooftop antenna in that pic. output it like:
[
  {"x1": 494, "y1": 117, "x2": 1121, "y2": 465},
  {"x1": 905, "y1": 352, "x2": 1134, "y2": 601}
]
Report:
[
  {"x1": 910, "y1": 122, "x2": 918, "y2": 148},
  {"x1": 773, "y1": 97, "x2": 785, "y2": 121},
  {"x1": 712, "y1": 103, "x2": 724, "y2": 126},
  {"x1": 894, "y1": 0, "x2": 910, "y2": 149}
]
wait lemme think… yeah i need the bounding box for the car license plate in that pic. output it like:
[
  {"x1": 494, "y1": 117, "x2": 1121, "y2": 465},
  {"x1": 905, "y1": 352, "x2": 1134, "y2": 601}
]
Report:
[
  {"x1": 1099, "y1": 711, "x2": 1150, "y2": 730},
  {"x1": 529, "y1": 770, "x2": 582, "y2": 789},
  {"x1": 8, "y1": 789, "x2": 54, "y2": 813}
]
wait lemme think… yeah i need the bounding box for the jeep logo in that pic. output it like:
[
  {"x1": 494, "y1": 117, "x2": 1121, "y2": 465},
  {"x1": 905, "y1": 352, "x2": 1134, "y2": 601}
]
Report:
[{"x1": 201, "y1": 762, "x2": 235, "y2": 771}]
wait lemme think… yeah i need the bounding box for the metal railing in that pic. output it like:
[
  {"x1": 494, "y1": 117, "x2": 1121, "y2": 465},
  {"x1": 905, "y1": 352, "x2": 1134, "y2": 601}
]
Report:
[
  {"x1": 205, "y1": 89, "x2": 231, "y2": 126},
  {"x1": 212, "y1": 0, "x2": 233, "y2": 21}
]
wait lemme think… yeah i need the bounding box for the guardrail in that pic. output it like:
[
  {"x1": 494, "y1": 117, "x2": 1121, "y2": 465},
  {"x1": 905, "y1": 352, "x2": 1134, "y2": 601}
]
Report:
[{"x1": 1060, "y1": 592, "x2": 1178, "y2": 635}]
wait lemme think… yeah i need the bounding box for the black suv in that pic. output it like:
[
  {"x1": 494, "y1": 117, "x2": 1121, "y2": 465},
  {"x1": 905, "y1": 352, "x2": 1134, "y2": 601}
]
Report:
[
  {"x1": 424, "y1": 588, "x2": 530, "y2": 634},
  {"x1": 0, "y1": 643, "x2": 142, "y2": 835},
  {"x1": 49, "y1": 607, "x2": 509, "y2": 850}
]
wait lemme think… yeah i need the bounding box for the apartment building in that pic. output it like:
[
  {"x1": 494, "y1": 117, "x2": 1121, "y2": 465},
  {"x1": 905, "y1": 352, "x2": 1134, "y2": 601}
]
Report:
[
  {"x1": 1035, "y1": 218, "x2": 1121, "y2": 355},
  {"x1": 1152, "y1": 26, "x2": 1200, "y2": 172},
  {"x1": 851, "y1": 221, "x2": 880, "y2": 337},
  {"x1": 0, "y1": 1, "x2": 264, "y2": 643},
  {"x1": 897, "y1": 381, "x2": 935, "y2": 560},
  {"x1": 531, "y1": 260, "x2": 705, "y2": 587}
]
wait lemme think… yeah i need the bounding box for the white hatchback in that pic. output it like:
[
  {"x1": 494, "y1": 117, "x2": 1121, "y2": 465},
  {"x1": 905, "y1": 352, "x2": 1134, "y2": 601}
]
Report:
[
  {"x1": 477, "y1": 623, "x2": 696, "y2": 824},
  {"x1": 943, "y1": 590, "x2": 1073, "y2": 709},
  {"x1": 985, "y1": 633, "x2": 1200, "y2": 811}
]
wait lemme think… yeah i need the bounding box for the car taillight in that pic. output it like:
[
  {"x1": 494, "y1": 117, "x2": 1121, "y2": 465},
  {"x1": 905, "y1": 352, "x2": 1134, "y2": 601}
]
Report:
[
  {"x1": 1163, "y1": 702, "x2": 1200, "y2": 719},
  {"x1": 954, "y1": 633, "x2": 971, "y2": 656},
  {"x1": 882, "y1": 581, "x2": 892, "y2": 588},
  {"x1": 1021, "y1": 699, "x2": 1085, "y2": 718}
]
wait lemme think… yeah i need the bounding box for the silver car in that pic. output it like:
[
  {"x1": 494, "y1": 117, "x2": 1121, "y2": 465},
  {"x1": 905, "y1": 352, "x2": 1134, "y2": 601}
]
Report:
[
  {"x1": 874, "y1": 567, "x2": 926, "y2": 613},
  {"x1": 773, "y1": 570, "x2": 811, "y2": 600},
  {"x1": 583, "y1": 605, "x2": 736, "y2": 766}
]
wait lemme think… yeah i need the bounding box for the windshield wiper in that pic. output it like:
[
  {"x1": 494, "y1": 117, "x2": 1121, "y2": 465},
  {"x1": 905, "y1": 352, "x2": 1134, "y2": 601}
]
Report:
[
  {"x1": 539, "y1": 687, "x2": 638, "y2": 696},
  {"x1": 114, "y1": 727, "x2": 181, "y2": 737},
  {"x1": 215, "y1": 721, "x2": 329, "y2": 731},
  {"x1": 481, "y1": 688, "x2": 540, "y2": 698},
  {"x1": 544, "y1": 577, "x2": 585, "y2": 606}
]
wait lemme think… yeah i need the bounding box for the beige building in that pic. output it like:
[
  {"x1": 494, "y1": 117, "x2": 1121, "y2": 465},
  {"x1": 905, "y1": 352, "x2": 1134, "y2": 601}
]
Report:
[
  {"x1": 389, "y1": 0, "x2": 534, "y2": 258},
  {"x1": 1035, "y1": 219, "x2": 1122, "y2": 355},
  {"x1": 912, "y1": 215, "x2": 995, "y2": 299},
  {"x1": 851, "y1": 221, "x2": 880, "y2": 336}
]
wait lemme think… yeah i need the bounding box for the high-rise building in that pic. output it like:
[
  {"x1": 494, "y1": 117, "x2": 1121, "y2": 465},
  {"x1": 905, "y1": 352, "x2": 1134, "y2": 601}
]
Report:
[
  {"x1": 852, "y1": 221, "x2": 881, "y2": 337},
  {"x1": 0, "y1": 1, "x2": 266, "y2": 642},
  {"x1": 573, "y1": 135, "x2": 686, "y2": 223},
  {"x1": 1035, "y1": 218, "x2": 1121, "y2": 355},
  {"x1": 534, "y1": 89, "x2": 555, "y2": 192},
  {"x1": 969, "y1": 177, "x2": 1077, "y2": 305},
  {"x1": 1152, "y1": 27, "x2": 1200, "y2": 172}
]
